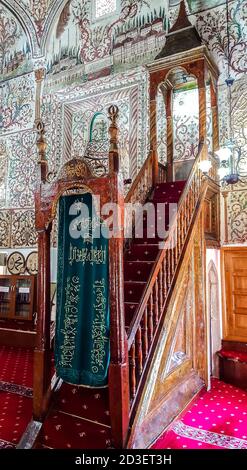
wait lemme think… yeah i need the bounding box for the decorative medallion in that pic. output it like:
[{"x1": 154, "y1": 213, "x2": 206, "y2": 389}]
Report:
[
  {"x1": 7, "y1": 252, "x2": 25, "y2": 275},
  {"x1": 26, "y1": 251, "x2": 38, "y2": 275}
]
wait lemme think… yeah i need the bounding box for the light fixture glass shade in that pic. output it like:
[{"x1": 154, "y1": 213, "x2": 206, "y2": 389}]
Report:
[
  {"x1": 199, "y1": 160, "x2": 212, "y2": 174},
  {"x1": 215, "y1": 146, "x2": 232, "y2": 161},
  {"x1": 218, "y1": 167, "x2": 229, "y2": 179}
]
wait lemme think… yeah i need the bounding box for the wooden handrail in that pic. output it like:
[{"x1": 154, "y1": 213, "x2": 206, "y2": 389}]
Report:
[
  {"x1": 126, "y1": 142, "x2": 218, "y2": 411},
  {"x1": 125, "y1": 151, "x2": 154, "y2": 204},
  {"x1": 158, "y1": 162, "x2": 167, "y2": 183},
  {"x1": 127, "y1": 142, "x2": 205, "y2": 345}
]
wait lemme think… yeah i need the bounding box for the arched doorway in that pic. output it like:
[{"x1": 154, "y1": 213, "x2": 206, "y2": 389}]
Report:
[{"x1": 208, "y1": 260, "x2": 221, "y2": 377}]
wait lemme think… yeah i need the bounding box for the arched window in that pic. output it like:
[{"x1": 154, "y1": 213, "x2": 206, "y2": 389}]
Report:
[
  {"x1": 94, "y1": 0, "x2": 116, "y2": 19},
  {"x1": 89, "y1": 112, "x2": 108, "y2": 143},
  {"x1": 0, "y1": 143, "x2": 7, "y2": 207},
  {"x1": 85, "y1": 112, "x2": 109, "y2": 176}
]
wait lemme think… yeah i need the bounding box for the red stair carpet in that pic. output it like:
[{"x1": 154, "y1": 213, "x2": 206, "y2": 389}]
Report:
[
  {"x1": 0, "y1": 345, "x2": 33, "y2": 448},
  {"x1": 0, "y1": 345, "x2": 33, "y2": 388},
  {"x1": 152, "y1": 378, "x2": 247, "y2": 449},
  {"x1": 38, "y1": 383, "x2": 112, "y2": 449},
  {"x1": 124, "y1": 181, "x2": 185, "y2": 327},
  {"x1": 37, "y1": 180, "x2": 186, "y2": 449}
]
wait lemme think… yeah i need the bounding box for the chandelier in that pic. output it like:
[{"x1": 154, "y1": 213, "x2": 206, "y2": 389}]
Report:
[{"x1": 214, "y1": 0, "x2": 247, "y2": 185}]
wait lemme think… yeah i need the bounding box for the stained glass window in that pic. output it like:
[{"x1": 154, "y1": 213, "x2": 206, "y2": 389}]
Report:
[{"x1": 95, "y1": 0, "x2": 116, "y2": 19}]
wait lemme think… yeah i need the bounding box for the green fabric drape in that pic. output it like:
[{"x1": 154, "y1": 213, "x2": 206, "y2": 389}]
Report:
[{"x1": 55, "y1": 193, "x2": 110, "y2": 387}]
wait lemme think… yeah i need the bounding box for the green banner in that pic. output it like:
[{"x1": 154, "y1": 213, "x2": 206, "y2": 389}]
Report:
[{"x1": 55, "y1": 193, "x2": 110, "y2": 387}]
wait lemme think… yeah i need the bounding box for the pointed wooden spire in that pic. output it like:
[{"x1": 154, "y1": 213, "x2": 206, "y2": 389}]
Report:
[
  {"x1": 155, "y1": 0, "x2": 202, "y2": 60},
  {"x1": 169, "y1": 1, "x2": 192, "y2": 33}
]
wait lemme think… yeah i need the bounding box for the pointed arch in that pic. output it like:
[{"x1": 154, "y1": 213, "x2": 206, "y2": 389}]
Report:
[
  {"x1": 40, "y1": 0, "x2": 72, "y2": 55},
  {"x1": 1, "y1": 0, "x2": 40, "y2": 56}
]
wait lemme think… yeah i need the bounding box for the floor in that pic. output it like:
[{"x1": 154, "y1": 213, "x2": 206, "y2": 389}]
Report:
[
  {"x1": 1, "y1": 346, "x2": 247, "y2": 449},
  {"x1": 152, "y1": 378, "x2": 247, "y2": 450},
  {"x1": 0, "y1": 345, "x2": 33, "y2": 449},
  {"x1": 37, "y1": 382, "x2": 113, "y2": 449}
]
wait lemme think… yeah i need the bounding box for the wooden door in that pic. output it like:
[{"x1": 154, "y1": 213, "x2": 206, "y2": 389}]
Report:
[
  {"x1": 0, "y1": 275, "x2": 14, "y2": 319},
  {"x1": 13, "y1": 275, "x2": 34, "y2": 321},
  {"x1": 222, "y1": 247, "x2": 247, "y2": 342}
]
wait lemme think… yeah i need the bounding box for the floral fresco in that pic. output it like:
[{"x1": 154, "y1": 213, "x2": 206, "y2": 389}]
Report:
[
  {"x1": 196, "y1": 0, "x2": 247, "y2": 80},
  {"x1": 228, "y1": 190, "x2": 247, "y2": 243},
  {"x1": 7, "y1": 131, "x2": 37, "y2": 208},
  {"x1": 0, "y1": 73, "x2": 35, "y2": 133},
  {"x1": 0, "y1": 0, "x2": 246, "y2": 248},
  {"x1": 169, "y1": 1, "x2": 228, "y2": 12},
  {"x1": 0, "y1": 6, "x2": 32, "y2": 81}
]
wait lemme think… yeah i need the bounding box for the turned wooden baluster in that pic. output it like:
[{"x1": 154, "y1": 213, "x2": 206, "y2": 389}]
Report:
[
  {"x1": 162, "y1": 257, "x2": 167, "y2": 300},
  {"x1": 174, "y1": 225, "x2": 178, "y2": 267},
  {"x1": 171, "y1": 231, "x2": 175, "y2": 274},
  {"x1": 181, "y1": 209, "x2": 185, "y2": 245},
  {"x1": 188, "y1": 189, "x2": 192, "y2": 219},
  {"x1": 129, "y1": 343, "x2": 136, "y2": 400},
  {"x1": 136, "y1": 326, "x2": 143, "y2": 379},
  {"x1": 148, "y1": 295, "x2": 154, "y2": 345},
  {"x1": 142, "y1": 308, "x2": 148, "y2": 361},
  {"x1": 159, "y1": 264, "x2": 164, "y2": 313},
  {"x1": 167, "y1": 247, "x2": 171, "y2": 288},
  {"x1": 177, "y1": 217, "x2": 181, "y2": 258},
  {"x1": 154, "y1": 279, "x2": 159, "y2": 328}
]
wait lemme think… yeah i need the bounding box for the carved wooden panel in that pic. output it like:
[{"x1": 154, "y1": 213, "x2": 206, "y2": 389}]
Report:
[
  {"x1": 128, "y1": 215, "x2": 206, "y2": 449},
  {"x1": 222, "y1": 247, "x2": 247, "y2": 342}
]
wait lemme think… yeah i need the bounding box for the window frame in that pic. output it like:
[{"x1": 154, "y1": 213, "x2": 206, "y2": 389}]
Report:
[{"x1": 92, "y1": 0, "x2": 118, "y2": 23}]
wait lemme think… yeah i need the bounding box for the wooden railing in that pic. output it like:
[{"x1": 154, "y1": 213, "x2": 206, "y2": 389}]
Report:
[
  {"x1": 124, "y1": 151, "x2": 158, "y2": 244},
  {"x1": 158, "y1": 162, "x2": 167, "y2": 183},
  {"x1": 125, "y1": 150, "x2": 155, "y2": 205},
  {"x1": 126, "y1": 142, "x2": 217, "y2": 411}
]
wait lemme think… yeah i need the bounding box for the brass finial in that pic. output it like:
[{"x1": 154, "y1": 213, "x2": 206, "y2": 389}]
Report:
[
  {"x1": 36, "y1": 119, "x2": 48, "y2": 183},
  {"x1": 108, "y1": 105, "x2": 119, "y2": 174}
]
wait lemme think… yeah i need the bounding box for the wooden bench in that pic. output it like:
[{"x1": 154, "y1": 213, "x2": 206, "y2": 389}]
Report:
[{"x1": 217, "y1": 341, "x2": 247, "y2": 391}]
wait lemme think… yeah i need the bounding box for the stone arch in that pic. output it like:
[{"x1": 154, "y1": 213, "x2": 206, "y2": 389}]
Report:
[
  {"x1": 207, "y1": 259, "x2": 221, "y2": 377},
  {"x1": 40, "y1": 0, "x2": 71, "y2": 55},
  {"x1": 1, "y1": 0, "x2": 40, "y2": 56}
]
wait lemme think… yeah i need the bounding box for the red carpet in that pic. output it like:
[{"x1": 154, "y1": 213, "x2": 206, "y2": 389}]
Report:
[
  {"x1": 0, "y1": 345, "x2": 33, "y2": 388},
  {"x1": 124, "y1": 181, "x2": 185, "y2": 327},
  {"x1": 0, "y1": 319, "x2": 35, "y2": 331},
  {"x1": 152, "y1": 378, "x2": 247, "y2": 449},
  {"x1": 0, "y1": 346, "x2": 33, "y2": 448},
  {"x1": 37, "y1": 181, "x2": 186, "y2": 449},
  {"x1": 38, "y1": 383, "x2": 112, "y2": 449},
  {"x1": 0, "y1": 391, "x2": 33, "y2": 448}
]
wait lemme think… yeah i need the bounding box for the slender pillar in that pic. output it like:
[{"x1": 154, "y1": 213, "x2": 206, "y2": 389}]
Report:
[
  {"x1": 210, "y1": 81, "x2": 220, "y2": 152},
  {"x1": 150, "y1": 98, "x2": 159, "y2": 185},
  {"x1": 108, "y1": 106, "x2": 130, "y2": 448},
  {"x1": 166, "y1": 88, "x2": 173, "y2": 182},
  {"x1": 33, "y1": 227, "x2": 51, "y2": 420},
  {"x1": 198, "y1": 72, "x2": 207, "y2": 144},
  {"x1": 223, "y1": 191, "x2": 229, "y2": 244},
  {"x1": 34, "y1": 68, "x2": 46, "y2": 126}
]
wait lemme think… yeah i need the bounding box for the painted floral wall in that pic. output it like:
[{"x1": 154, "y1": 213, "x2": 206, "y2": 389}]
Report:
[
  {"x1": 0, "y1": 5, "x2": 32, "y2": 81},
  {"x1": 169, "y1": 0, "x2": 247, "y2": 243},
  {"x1": 0, "y1": 0, "x2": 246, "y2": 251}
]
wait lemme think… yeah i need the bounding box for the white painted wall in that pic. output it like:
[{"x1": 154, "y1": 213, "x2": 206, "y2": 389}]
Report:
[{"x1": 206, "y1": 248, "x2": 222, "y2": 389}]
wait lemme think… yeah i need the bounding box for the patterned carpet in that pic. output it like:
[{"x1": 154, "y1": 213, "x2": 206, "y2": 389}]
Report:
[
  {"x1": 37, "y1": 383, "x2": 112, "y2": 449},
  {"x1": 152, "y1": 378, "x2": 247, "y2": 449},
  {"x1": 0, "y1": 346, "x2": 33, "y2": 449},
  {"x1": 0, "y1": 345, "x2": 33, "y2": 388}
]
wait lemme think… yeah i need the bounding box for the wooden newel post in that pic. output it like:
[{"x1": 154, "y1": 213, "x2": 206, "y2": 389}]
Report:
[
  {"x1": 33, "y1": 121, "x2": 52, "y2": 420},
  {"x1": 36, "y1": 120, "x2": 48, "y2": 183},
  {"x1": 108, "y1": 105, "x2": 120, "y2": 174},
  {"x1": 108, "y1": 105, "x2": 130, "y2": 448},
  {"x1": 149, "y1": 98, "x2": 159, "y2": 186},
  {"x1": 33, "y1": 225, "x2": 52, "y2": 419},
  {"x1": 166, "y1": 88, "x2": 173, "y2": 182}
]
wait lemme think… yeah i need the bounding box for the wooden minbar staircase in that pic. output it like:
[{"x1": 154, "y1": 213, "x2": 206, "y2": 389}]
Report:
[{"x1": 21, "y1": 2, "x2": 222, "y2": 450}]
